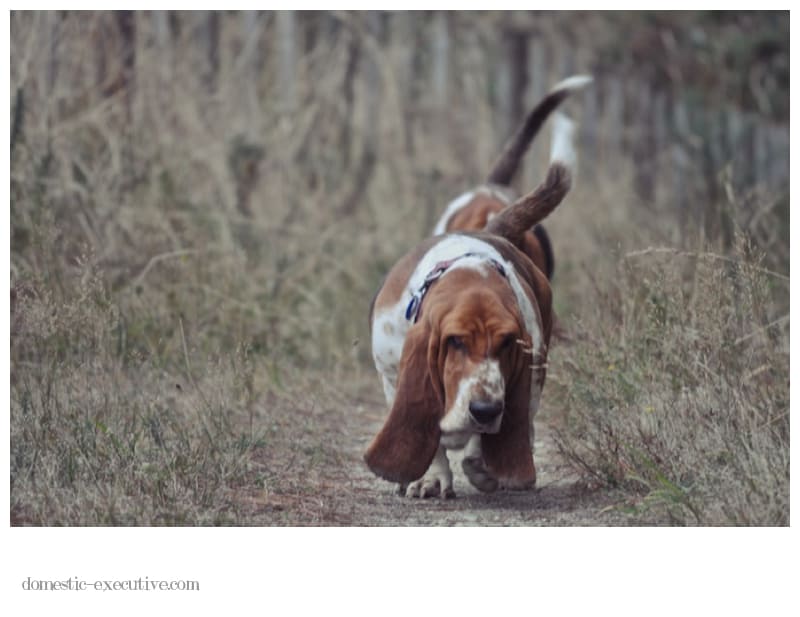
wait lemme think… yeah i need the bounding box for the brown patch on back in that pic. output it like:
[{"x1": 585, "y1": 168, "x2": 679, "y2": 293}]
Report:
[
  {"x1": 446, "y1": 194, "x2": 506, "y2": 233},
  {"x1": 444, "y1": 194, "x2": 553, "y2": 284}
]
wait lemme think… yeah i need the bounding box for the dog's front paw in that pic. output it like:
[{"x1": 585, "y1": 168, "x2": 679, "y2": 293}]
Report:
[
  {"x1": 462, "y1": 455, "x2": 499, "y2": 493},
  {"x1": 404, "y1": 472, "x2": 455, "y2": 499},
  {"x1": 401, "y1": 445, "x2": 455, "y2": 499},
  {"x1": 405, "y1": 477, "x2": 456, "y2": 499}
]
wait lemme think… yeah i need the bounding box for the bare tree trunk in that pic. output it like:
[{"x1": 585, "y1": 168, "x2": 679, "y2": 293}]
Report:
[
  {"x1": 276, "y1": 11, "x2": 297, "y2": 112},
  {"x1": 198, "y1": 11, "x2": 220, "y2": 95},
  {"x1": 151, "y1": 9, "x2": 175, "y2": 131},
  {"x1": 115, "y1": 11, "x2": 137, "y2": 189},
  {"x1": 603, "y1": 76, "x2": 624, "y2": 185},
  {"x1": 725, "y1": 107, "x2": 745, "y2": 193},
  {"x1": 739, "y1": 116, "x2": 757, "y2": 195},
  {"x1": 431, "y1": 12, "x2": 449, "y2": 112},
  {"x1": 116, "y1": 11, "x2": 136, "y2": 117},
  {"x1": 753, "y1": 121, "x2": 769, "y2": 192},
  {"x1": 336, "y1": 11, "x2": 382, "y2": 217},
  {"x1": 340, "y1": 27, "x2": 361, "y2": 168},
  {"x1": 507, "y1": 30, "x2": 528, "y2": 139},
  {"x1": 671, "y1": 97, "x2": 692, "y2": 241},
  {"x1": 651, "y1": 92, "x2": 666, "y2": 200},
  {"x1": 389, "y1": 11, "x2": 415, "y2": 158},
  {"x1": 237, "y1": 11, "x2": 263, "y2": 120},
  {"x1": 238, "y1": 10, "x2": 262, "y2": 73},
  {"x1": 632, "y1": 84, "x2": 655, "y2": 205},
  {"x1": 493, "y1": 40, "x2": 511, "y2": 152},
  {"x1": 701, "y1": 108, "x2": 723, "y2": 244},
  {"x1": 524, "y1": 36, "x2": 548, "y2": 184},
  {"x1": 767, "y1": 124, "x2": 790, "y2": 188},
  {"x1": 152, "y1": 11, "x2": 173, "y2": 85},
  {"x1": 497, "y1": 28, "x2": 528, "y2": 193},
  {"x1": 717, "y1": 110, "x2": 735, "y2": 250},
  {"x1": 526, "y1": 36, "x2": 546, "y2": 105},
  {"x1": 42, "y1": 10, "x2": 61, "y2": 131}
]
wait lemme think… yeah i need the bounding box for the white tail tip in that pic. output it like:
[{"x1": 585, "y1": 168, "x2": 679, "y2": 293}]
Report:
[
  {"x1": 550, "y1": 112, "x2": 576, "y2": 170},
  {"x1": 550, "y1": 74, "x2": 594, "y2": 94}
]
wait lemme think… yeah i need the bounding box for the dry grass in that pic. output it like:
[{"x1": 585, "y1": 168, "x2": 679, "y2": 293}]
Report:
[
  {"x1": 11, "y1": 12, "x2": 387, "y2": 525},
  {"x1": 546, "y1": 236, "x2": 788, "y2": 525},
  {"x1": 10, "y1": 11, "x2": 789, "y2": 525}
]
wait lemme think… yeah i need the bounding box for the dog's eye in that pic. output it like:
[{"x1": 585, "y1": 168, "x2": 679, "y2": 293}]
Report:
[{"x1": 447, "y1": 336, "x2": 466, "y2": 351}]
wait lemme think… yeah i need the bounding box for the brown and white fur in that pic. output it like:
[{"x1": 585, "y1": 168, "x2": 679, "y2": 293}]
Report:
[
  {"x1": 433, "y1": 75, "x2": 591, "y2": 281},
  {"x1": 365, "y1": 113, "x2": 577, "y2": 498}
]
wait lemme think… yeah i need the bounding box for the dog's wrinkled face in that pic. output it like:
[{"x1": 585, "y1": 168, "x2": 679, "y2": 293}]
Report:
[{"x1": 424, "y1": 267, "x2": 526, "y2": 449}]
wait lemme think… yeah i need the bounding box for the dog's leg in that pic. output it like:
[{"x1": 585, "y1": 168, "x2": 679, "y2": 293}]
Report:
[
  {"x1": 462, "y1": 435, "x2": 499, "y2": 492},
  {"x1": 405, "y1": 443, "x2": 454, "y2": 499}
]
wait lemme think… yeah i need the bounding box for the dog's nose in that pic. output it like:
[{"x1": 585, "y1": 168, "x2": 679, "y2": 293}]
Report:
[{"x1": 469, "y1": 399, "x2": 504, "y2": 425}]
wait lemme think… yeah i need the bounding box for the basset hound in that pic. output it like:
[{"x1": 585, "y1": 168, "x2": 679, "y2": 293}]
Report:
[
  {"x1": 432, "y1": 75, "x2": 592, "y2": 281},
  {"x1": 365, "y1": 111, "x2": 578, "y2": 498}
]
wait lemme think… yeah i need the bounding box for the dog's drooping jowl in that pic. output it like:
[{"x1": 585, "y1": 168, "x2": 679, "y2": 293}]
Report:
[{"x1": 365, "y1": 113, "x2": 578, "y2": 498}]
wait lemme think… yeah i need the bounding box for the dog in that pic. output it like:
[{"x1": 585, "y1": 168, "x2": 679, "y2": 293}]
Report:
[
  {"x1": 432, "y1": 75, "x2": 591, "y2": 281},
  {"x1": 365, "y1": 111, "x2": 577, "y2": 498}
]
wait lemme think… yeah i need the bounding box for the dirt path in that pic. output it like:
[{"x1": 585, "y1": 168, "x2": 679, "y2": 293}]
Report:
[{"x1": 301, "y1": 387, "x2": 637, "y2": 526}]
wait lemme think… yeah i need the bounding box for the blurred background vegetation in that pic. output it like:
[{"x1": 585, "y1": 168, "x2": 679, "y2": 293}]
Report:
[{"x1": 10, "y1": 11, "x2": 789, "y2": 525}]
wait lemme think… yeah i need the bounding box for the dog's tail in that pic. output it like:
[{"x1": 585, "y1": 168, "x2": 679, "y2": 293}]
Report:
[
  {"x1": 486, "y1": 113, "x2": 576, "y2": 247},
  {"x1": 486, "y1": 74, "x2": 592, "y2": 187}
]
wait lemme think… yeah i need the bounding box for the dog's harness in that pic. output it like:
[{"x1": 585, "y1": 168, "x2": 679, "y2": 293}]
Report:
[{"x1": 405, "y1": 252, "x2": 508, "y2": 323}]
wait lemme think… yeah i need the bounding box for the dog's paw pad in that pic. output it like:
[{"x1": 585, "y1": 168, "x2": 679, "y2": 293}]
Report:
[{"x1": 462, "y1": 456, "x2": 499, "y2": 493}]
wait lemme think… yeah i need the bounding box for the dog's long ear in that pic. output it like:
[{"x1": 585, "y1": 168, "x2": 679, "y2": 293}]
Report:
[
  {"x1": 481, "y1": 335, "x2": 538, "y2": 489},
  {"x1": 364, "y1": 321, "x2": 444, "y2": 484}
]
